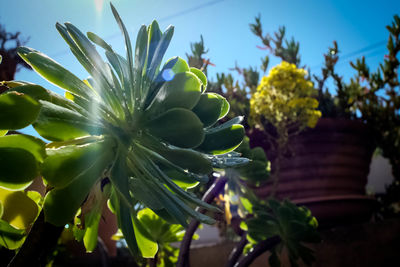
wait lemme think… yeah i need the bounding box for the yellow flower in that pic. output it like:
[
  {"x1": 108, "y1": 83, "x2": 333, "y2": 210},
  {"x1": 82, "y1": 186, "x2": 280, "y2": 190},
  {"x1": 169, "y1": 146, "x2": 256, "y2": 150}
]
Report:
[{"x1": 250, "y1": 61, "x2": 321, "y2": 130}]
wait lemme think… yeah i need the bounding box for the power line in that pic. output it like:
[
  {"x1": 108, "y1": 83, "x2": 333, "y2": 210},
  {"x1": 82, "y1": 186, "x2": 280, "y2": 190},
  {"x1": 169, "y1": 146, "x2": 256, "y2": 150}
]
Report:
[{"x1": 49, "y1": 0, "x2": 225, "y2": 58}]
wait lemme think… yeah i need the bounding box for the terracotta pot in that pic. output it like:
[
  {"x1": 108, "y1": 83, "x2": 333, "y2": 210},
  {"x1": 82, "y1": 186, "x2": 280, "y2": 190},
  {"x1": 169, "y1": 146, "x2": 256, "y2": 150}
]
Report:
[{"x1": 248, "y1": 118, "x2": 377, "y2": 225}]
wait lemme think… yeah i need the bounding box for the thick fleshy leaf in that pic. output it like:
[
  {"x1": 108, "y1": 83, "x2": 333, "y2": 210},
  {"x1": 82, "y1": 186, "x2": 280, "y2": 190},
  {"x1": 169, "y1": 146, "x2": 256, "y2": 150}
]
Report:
[
  {"x1": 43, "y1": 147, "x2": 113, "y2": 226},
  {"x1": 0, "y1": 134, "x2": 46, "y2": 163},
  {"x1": 146, "y1": 108, "x2": 204, "y2": 148},
  {"x1": 137, "y1": 208, "x2": 185, "y2": 243},
  {"x1": 42, "y1": 138, "x2": 114, "y2": 188},
  {"x1": 33, "y1": 100, "x2": 104, "y2": 141},
  {"x1": 0, "y1": 187, "x2": 40, "y2": 230},
  {"x1": 0, "y1": 135, "x2": 43, "y2": 190},
  {"x1": 190, "y1": 67, "x2": 207, "y2": 91},
  {"x1": 165, "y1": 56, "x2": 189, "y2": 74},
  {"x1": 196, "y1": 124, "x2": 245, "y2": 155},
  {"x1": 9, "y1": 84, "x2": 87, "y2": 116},
  {"x1": 0, "y1": 219, "x2": 26, "y2": 250},
  {"x1": 143, "y1": 57, "x2": 178, "y2": 109},
  {"x1": 132, "y1": 216, "x2": 158, "y2": 258},
  {"x1": 218, "y1": 94, "x2": 230, "y2": 119},
  {"x1": 155, "y1": 147, "x2": 212, "y2": 175},
  {"x1": 147, "y1": 72, "x2": 202, "y2": 115},
  {"x1": 192, "y1": 93, "x2": 224, "y2": 128},
  {"x1": 163, "y1": 169, "x2": 199, "y2": 189},
  {"x1": 17, "y1": 47, "x2": 94, "y2": 100},
  {"x1": 0, "y1": 92, "x2": 40, "y2": 130}
]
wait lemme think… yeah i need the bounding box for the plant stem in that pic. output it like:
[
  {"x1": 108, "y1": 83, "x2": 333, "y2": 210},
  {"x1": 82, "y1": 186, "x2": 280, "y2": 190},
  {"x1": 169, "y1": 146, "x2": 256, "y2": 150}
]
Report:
[
  {"x1": 234, "y1": 236, "x2": 281, "y2": 267},
  {"x1": 226, "y1": 232, "x2": 248, "y2": 267},
  {"x1": 177, "y1": 176, "x2": 227, "y2": 267},
  {"x1": 8, "y1": 210, "x2": 64, "y2": 267}
]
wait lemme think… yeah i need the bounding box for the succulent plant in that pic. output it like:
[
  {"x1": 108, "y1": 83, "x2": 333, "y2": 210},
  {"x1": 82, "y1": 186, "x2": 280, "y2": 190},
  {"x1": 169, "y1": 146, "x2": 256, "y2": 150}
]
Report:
[{"x1": 0, "y1": 3, "x2": 244, "y2": 257}]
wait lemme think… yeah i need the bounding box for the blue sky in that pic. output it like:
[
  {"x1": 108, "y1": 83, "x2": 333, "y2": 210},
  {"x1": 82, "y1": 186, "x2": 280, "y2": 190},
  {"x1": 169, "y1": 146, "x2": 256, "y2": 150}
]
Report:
[{"x1": 1, "y1": 0, "x2": 399, "y2": 135}]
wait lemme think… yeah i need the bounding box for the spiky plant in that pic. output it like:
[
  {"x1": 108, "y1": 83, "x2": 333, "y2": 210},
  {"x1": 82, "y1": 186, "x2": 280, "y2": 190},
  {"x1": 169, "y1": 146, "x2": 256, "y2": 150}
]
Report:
[{"x1": 0, "y1": 3, "x2": 244, "y2": 257}]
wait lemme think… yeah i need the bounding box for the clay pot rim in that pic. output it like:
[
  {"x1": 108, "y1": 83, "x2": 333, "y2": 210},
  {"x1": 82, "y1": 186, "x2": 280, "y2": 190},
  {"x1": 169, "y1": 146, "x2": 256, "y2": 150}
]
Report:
[{"x1": 292, "y1": 194, "x2": 376, "y2": 205}]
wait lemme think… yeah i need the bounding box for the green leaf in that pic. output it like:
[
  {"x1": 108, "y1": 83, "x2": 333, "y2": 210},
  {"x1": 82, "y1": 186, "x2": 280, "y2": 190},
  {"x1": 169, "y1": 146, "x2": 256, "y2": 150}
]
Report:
[
  {"x1": 166, "y1": 56, "x2": 189, "y2": 74},
  {"x1": 196, "y1": 124, "x2": 244, "y2": 155},
  {"x1": 218, "y1": 95, "x2": 230, "y2": 119},
  {"x1": 132, "y1": 216, "x2": 158, "y2": 258},
  {"x1": 189, "y1": 67, "x2": 207, "y2": 91},
  {"x1": 146, "y1": 108, "x2": 204, "y2": 148},
  {"x1": 147, "y1": 24, "x2": 174, "y2": 81},
  {"x1": 0, "y1": 187, "x2": 41, "y2": 230},
  {"x1": 155, "y1": 146, "x2": 212, "y2": 175},
  {"x1": 9, "y1": 84, "x2": 87, "y2": 115},
  {"x1": 192, "y1": 93, "x2": 224, "y2": 128},
  {"x1": 110, "y1": 3, "x2": 135, "y2": 106},
  {"x1": 42, "y1": 138, "x2": 114, "y2": 188},
  {"x1": 0, "y1": 135, "x2": 44, "y2": 190},
  {"x1": 146, "y1": 20, "x2": 162, "y2": 70},
  {"x1": 17, "y1": 47, "x2": 94, "y2": 100},
  {"x1": 163, "y1": 169, "x2": 199, "y2": 189},
  {"x1": 83, "y1": 208, "x2": 102, "y2": 252},
  {"x1": 0, "y1": 92, "x2": 40, "y2": 130},
  {"x1": 0, "y1": 219, "x2": 26, "y2": 250},
  {"x1": 0, "y1": 130, "x2": 7, "y2": 136},
  {"x1": 110, "y1": 151, "x2": 132, "y2": 206},
  {"x1": 147, "y1": 72, "x2": 202, "y2": 115},
  {"x1": 114, "y1": 193, "x2": 140, "y2": 257},
  {"x1": 135, "y1": 25, "x2": 148, "y2": 76},
  {"x1": 43, "y1": 146, "x2": 113, "y2": 226},
  {"x1": 87, "y1": 32, "x2": 113, "y2": 52},
  {"x1": 0, "y1": 134, "x2": 46, "y2": 163},
  {"x1": 129, "y1": 177, "x2": 164, "y2": 211},
  {"x1": 33, "y1": 100, "x2": 104, "y2": 141}
]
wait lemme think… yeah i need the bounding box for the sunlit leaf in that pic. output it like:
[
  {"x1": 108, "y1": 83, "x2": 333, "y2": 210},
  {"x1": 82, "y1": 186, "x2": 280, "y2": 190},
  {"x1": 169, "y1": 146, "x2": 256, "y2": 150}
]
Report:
[{"x1": 0, "y1": 92, "x2": 40, "y2": 130}]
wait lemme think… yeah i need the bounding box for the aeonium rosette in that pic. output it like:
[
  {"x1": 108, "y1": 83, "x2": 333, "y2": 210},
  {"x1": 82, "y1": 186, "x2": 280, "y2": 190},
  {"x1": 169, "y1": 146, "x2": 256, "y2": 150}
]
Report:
[{"x1": 0, "y1": 3, "x2": 245, "y2": 257}]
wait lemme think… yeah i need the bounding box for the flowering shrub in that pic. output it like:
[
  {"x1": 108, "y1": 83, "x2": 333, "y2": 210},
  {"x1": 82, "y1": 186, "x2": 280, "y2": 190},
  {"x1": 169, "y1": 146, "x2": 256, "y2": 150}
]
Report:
[{"x1": 250, "y1": 61, "x2": 321, "y2": 131}]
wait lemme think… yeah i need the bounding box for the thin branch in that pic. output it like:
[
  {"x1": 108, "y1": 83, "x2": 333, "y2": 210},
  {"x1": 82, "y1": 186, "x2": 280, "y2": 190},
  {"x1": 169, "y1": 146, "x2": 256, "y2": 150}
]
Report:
[
  {"x1": 177, "y1": 177, "x2": 228, "y2": 267},
  {"x1": 226, "y1": 232, "x2": 248, "y2": 267},
  {"x1": 235, "y1": 236, "x2": 281, "y2": 267}
]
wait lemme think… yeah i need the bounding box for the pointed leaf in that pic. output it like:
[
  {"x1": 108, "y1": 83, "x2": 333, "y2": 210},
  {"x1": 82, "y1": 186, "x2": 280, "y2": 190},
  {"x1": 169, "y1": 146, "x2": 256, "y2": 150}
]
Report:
[
  {"x1": 147, "y1": 25, "x2": 174, "y2": 81},
  {"x1": 33, "y1": 100, "x2": 104, "y2": 141},
  {"x1": 17, "y1": 47, "x2": 93, "y2": 100}
]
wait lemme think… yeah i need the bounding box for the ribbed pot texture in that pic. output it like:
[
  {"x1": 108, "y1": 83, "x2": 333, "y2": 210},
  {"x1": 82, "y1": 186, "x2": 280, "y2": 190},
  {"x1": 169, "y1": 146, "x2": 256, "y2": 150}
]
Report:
[{"x1": 248, "y1": 118, "x2": 376, "y2": 225}]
